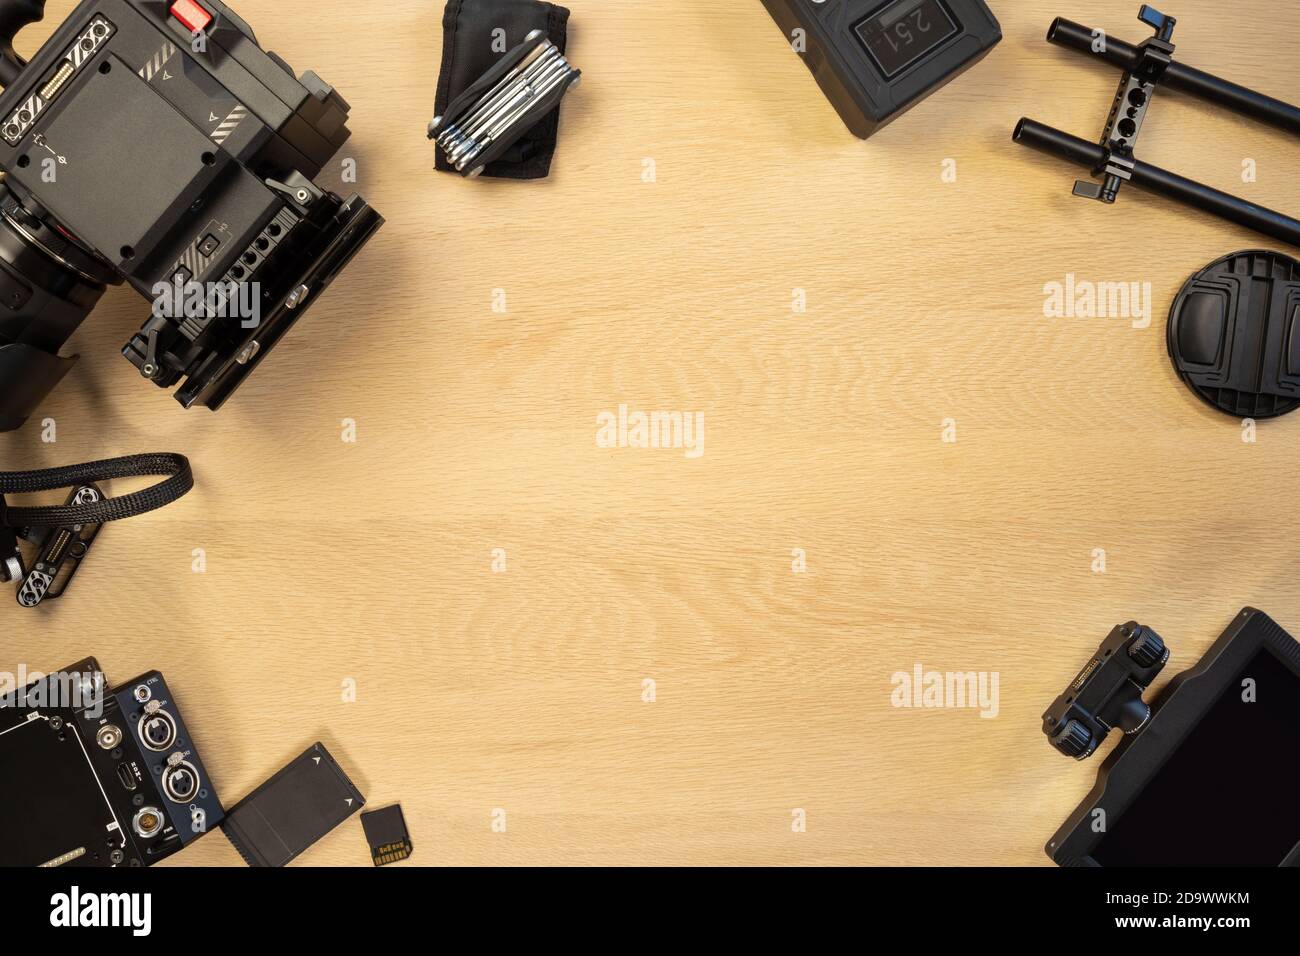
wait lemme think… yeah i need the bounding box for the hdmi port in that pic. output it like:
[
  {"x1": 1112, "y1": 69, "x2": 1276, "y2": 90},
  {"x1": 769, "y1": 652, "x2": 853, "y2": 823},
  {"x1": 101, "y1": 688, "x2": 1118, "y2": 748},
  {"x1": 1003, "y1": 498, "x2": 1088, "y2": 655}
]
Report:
[{"x1": 116, "y1": 763, "x2": 138, "y2": 792}]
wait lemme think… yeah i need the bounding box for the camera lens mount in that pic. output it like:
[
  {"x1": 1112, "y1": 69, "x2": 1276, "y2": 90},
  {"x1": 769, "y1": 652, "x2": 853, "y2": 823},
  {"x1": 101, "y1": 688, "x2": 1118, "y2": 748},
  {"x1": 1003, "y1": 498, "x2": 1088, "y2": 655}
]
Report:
[{"x1": 0, "y1": 184, "x2": 117, "y2": 431}]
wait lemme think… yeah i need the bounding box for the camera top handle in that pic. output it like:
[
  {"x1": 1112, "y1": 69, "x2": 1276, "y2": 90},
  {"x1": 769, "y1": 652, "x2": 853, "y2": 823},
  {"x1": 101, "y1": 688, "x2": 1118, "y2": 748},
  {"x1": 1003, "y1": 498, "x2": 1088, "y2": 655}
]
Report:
[{"x1": 0, "y1": 0, "x2": 44, "y2": 88}]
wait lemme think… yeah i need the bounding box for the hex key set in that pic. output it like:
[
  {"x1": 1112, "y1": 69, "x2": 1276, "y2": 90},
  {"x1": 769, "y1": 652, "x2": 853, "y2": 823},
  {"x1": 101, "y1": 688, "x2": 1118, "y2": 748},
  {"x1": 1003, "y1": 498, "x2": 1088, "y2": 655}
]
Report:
[{"x1": 429, "y1": 30, "x2": 581, "y2": 178}]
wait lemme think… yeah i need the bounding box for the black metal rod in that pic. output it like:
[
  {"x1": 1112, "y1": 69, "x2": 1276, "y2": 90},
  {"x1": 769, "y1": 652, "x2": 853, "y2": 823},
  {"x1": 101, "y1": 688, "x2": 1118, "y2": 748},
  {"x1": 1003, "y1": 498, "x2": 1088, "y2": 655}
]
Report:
[
  {"x1": 1013, "y1": 118, "x2": 1300, "y2": 248},
  {"x1": 1047, "y1": 17, "x2": 1300, "y2": 137},
  {"x1": 1014, "y1": 118, "x2": 1106, "y2": 168}
]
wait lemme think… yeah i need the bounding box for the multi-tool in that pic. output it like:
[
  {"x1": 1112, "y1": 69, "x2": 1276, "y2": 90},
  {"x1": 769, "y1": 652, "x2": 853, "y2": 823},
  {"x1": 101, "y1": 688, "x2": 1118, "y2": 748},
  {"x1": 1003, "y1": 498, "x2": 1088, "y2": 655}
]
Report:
[{"x1": 429, "y1": 30, "x2": 581, "y2": 178}]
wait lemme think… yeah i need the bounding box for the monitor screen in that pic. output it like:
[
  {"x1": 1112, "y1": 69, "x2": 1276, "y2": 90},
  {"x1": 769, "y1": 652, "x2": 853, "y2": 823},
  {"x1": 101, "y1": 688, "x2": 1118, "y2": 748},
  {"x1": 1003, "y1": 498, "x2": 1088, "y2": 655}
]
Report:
[{"x1": 1092, "y1": 649, "x2": 1300, "y2": 866}]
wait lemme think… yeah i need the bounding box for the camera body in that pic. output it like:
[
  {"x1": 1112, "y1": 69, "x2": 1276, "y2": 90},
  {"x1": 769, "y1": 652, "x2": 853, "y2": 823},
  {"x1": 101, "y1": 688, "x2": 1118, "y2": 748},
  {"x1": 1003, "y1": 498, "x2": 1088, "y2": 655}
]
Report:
[
  {"x1": 0, "y1": 659, "x2": 223, "y2": 867},
  {"x1": 0, "y1": 0, "x2": 381, "y2": 431}
]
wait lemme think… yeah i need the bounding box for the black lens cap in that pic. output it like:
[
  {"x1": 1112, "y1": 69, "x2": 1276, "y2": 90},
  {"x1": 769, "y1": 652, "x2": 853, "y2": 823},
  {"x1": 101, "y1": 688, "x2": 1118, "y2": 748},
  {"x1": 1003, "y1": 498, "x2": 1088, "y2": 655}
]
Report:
[{"x1": 1168, "y1": 250, "x2": 1300, "y2": 418}]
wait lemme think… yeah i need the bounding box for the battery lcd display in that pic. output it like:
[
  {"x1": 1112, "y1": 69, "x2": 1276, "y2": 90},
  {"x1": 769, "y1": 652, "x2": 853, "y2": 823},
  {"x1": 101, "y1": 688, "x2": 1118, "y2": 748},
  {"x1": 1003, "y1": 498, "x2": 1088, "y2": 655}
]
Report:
[{"x1": 855, "y1": 0, "x2": 961, "y2": 79}]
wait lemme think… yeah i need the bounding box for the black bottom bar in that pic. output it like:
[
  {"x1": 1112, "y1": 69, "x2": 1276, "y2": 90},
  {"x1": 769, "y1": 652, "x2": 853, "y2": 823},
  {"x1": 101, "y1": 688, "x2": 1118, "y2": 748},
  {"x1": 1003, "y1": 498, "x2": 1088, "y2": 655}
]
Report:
[{"x1": 1, "y1": 865, "x2": 1281, "y2": 940}]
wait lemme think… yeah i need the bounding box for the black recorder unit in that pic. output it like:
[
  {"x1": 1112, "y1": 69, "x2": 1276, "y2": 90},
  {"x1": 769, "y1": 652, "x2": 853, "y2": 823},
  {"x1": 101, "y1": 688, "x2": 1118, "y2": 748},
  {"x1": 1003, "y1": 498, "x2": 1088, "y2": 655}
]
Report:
[
  {"x1": 0, "y1": 658, "x2": 223, "y2": 867},
  {"x1": 0, "y1": 0, "x2": 383, "y2": 432},
  {"x1": 761, "y1": 0, "x2": 1001, "y2": 139}
]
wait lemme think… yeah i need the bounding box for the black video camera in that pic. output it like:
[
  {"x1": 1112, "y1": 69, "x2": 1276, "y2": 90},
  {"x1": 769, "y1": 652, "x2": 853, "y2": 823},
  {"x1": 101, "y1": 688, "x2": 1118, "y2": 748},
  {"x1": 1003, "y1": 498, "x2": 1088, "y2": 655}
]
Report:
[{"x1": 0, "y1": 0, "x2": 382, "y2": 432}]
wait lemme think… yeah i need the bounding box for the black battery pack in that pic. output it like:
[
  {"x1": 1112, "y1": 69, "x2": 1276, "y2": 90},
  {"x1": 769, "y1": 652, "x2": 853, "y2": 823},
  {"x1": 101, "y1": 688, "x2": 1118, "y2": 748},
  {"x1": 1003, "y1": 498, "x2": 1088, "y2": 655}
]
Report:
[
  {"x1": 221, "y1": 742, "x2": 365, "y2": 867},
  {"x1": 761, "y1": 0, "x2": 1001, "y2": 139}
]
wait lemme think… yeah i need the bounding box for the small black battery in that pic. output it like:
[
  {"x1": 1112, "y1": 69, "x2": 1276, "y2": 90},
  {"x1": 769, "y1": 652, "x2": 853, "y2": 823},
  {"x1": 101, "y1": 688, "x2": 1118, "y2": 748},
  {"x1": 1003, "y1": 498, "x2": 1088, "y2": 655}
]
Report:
[{"x1": 761, "y1": 0, "x2": 1002, "y2": 139}]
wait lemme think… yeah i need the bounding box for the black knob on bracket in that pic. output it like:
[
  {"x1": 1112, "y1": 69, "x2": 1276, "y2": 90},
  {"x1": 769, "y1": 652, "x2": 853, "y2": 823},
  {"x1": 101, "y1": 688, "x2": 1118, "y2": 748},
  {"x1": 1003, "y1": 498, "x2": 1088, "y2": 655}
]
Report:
[
  {"x1": 1052, "y1": 719, "x2": 1094, "y2": 759},
  {"x1": 1128, "y1": 626, "x2": 1166, "y2": 668}
]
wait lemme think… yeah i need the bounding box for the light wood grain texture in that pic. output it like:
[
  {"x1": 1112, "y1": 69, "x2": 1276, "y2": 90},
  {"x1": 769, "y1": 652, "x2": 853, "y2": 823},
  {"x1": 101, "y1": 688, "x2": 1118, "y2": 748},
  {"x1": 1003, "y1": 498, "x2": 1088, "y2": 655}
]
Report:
[{"x1": 3, "y1": 0, "x2": 1300, "y2": 866}]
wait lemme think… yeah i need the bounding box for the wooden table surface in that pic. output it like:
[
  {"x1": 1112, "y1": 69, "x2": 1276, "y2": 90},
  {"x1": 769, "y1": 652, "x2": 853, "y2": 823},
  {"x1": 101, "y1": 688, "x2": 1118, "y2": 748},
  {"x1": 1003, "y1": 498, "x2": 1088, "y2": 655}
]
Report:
[{"x1": 3, "y1": 0, "x2": 1299, "y2": 866}]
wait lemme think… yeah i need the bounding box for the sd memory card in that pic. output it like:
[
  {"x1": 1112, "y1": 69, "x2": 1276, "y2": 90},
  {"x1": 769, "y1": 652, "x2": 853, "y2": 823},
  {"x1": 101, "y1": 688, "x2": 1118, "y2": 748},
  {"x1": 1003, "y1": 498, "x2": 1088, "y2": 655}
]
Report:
[{"x1": 360, "y1": 804, "x2": 412, "y2": 866}]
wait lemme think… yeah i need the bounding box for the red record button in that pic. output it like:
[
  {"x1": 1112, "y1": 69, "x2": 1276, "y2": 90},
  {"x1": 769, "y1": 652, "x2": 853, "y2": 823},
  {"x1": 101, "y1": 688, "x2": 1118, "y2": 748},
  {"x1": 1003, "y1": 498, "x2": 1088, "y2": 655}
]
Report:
[{"x1": 170, "y1": 0, "x2": 213, "y2": 33}]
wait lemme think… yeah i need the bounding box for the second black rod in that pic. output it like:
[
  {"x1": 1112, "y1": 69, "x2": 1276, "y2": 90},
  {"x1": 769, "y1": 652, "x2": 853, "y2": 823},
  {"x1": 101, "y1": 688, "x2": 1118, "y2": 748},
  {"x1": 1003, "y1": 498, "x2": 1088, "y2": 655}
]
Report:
[{"x1": 1013, "y1": 119, "x2": 1300, "y2": 248}]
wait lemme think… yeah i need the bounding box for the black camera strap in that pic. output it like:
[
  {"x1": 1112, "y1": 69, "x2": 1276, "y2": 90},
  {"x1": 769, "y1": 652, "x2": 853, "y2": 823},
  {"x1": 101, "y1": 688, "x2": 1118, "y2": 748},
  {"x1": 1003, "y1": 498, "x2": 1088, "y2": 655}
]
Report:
[
  {"x1": 1, "y1": 453, "x2": 192, "y2": 606},
  {"x1": 0, "y1": 453, "x2": 193, "y2": 528}
]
